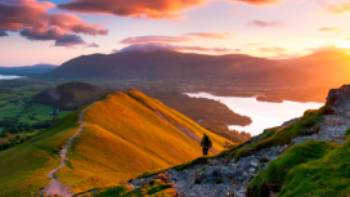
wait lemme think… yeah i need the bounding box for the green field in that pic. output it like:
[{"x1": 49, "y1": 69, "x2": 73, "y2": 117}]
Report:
[
  {"x1": 0, "y1": 81, "x2": 71, "y2": 149},
  {"x1": 0, "y1": 112, "x2": 79, "y2": 196}
]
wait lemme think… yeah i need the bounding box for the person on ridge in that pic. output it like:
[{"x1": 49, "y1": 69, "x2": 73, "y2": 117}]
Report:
[{"x1": 200, "y1": 134, "x2": 212, "y2": 156}]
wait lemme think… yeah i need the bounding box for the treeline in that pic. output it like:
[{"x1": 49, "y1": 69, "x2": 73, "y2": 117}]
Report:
[
  {"x1": 0, "y1": 119, "x2": 53, "y2": 133},
  {"x1": 0, "y1": 134, "x2": 34, "y2": 151}
]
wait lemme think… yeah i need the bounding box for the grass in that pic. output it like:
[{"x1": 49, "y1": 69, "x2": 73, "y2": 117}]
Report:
[
  {"x1": 0, "y1": 83, "x2": 71, "y2": 133},
  {"x1": 248, "y1": 141, "x2": 336, "y2": 197},
  {"x1": 277, "y1": 137, "x2": 350, "y2": 197},
  {"x1": 0, "y1": 112, "x2": 79, "y2": 197},
  {"x1": 57, "y1": 90, "x2": 229, "y2": 193}
]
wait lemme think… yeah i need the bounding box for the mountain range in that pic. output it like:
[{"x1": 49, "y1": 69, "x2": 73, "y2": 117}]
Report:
[{"x1": 50, "y1": 48, "x2": 350, "y2": 89}]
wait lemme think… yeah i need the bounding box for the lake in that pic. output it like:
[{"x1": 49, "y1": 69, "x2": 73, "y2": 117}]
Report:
[
  {"x1": 0, "y1": 74, "x2": 23, "y2": 80},
  {"x1": 186, "y1": 92, "x2": 324, "y2": 136}
]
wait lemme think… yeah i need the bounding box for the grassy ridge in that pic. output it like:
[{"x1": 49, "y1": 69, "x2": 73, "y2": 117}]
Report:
[
  {"x1": 0, "y1": 112, "x2": 79, "y2": 196},
  {"x1": 58, "y1": 90, "x2": 229, "y2": 193}
]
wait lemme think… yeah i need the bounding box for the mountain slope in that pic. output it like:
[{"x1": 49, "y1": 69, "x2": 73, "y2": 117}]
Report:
[{"x1": 55, "y1": 89, "x2": 229, "y2": 193}]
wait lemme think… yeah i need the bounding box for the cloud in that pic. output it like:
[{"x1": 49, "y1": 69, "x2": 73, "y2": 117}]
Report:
[
  {"x1": 55, "y1": 34, "x2": 86, "y2": 47},
  {"x1": 327, "y1": 2, "x2": 350, "y2": 14},
  {"x1": 234, "y1": 0, "x2": 278, "y2": 5},
  {"x1": 120, "y1": 32, "x2": 232, "y2": 45},
  {"x1": 59, "y1": 0, "x2": 205, "y2": 18},
  {"x1": 119, "y1": 43, "x2": 239, "y2": 54},
  {"x1": 0, "y1": 0, "x2": 107, "y2": 46},
  {"x1": 249, "y1": 20, "x2": 281, "y2": 27},
  {"x1": 319, "y1": 26, "x2": 342, "y2": 33}
]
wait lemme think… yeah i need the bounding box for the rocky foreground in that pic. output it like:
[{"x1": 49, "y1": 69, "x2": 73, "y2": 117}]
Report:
[{"x1": 129, "y1": 85, "x2": 350, "y2": 197}]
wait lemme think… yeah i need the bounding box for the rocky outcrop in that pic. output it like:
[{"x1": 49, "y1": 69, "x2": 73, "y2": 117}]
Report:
[{"x1": 293, "y1": 85, "x2": 350, "y2": 144}]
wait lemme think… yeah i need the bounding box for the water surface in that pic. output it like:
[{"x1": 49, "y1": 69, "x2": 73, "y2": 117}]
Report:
[
  {"x1": 0, "y1": 74, "x2": 23, "y2": 80},
  {"x1": 186, "y1": 92, "x2": 323, "y2": 136}
]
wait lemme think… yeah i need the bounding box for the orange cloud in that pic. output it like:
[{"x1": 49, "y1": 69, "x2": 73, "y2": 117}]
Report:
[
  {"x1": 0, "y1": 0, "x2": 107, "y2": 46},
  {"x1": 59, "y1": 0, "x2": 205, "y2": 18},
  {"x1": 328, "y1": 3, "x2": 350, "y2": 14}
]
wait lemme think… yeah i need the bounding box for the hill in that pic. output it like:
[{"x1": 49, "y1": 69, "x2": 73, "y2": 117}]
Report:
[
  {"x1": 100, "y1": 84, "x2": 350, "y2": 197},
  {"x1": 0, "y1": 89, "x2": 230, "y2": 196},
  {"x1": 56, "y1": 89, "x2": 229, "y2": 193},
  {"x1": 32, "y1": 82, "x2": 109, "y2": 110}
]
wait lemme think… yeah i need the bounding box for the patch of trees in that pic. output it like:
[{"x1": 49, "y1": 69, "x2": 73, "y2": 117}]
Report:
[{"x1": 0, "y1": 134, "x2": 34, "y2": 151}]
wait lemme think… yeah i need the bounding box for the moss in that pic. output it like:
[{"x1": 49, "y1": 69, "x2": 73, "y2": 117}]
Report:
[{"x1": 248, "y1": 141, "x2": 335, "y2": 197}]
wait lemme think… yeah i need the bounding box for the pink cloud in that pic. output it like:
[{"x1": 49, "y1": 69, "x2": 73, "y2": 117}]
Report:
[{"x1": 0, "y1": 0, "x2": 107, "y2": 47}]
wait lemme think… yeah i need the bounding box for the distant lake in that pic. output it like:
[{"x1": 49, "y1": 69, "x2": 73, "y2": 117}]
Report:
[
  {"x1": 186, "y1": 92, "x2": 323, "y2": 136},
  {"x1": 0, "y1": 74, "x2": 23, "y2": 80}
]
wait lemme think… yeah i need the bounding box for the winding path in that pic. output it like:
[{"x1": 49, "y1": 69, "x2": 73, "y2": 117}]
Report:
[{"x1": 43, "y1": 111, "x2": 85, "y2": 197}]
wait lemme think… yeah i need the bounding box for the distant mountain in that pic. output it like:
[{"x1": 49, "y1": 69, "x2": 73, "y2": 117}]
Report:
[
  {"x1": 50, "y1": 50, "x2": 283, "y2": 84},
  {"x1": 0, "y1": 64, "x2": 56, "y2": 76},
  {"x1": 50, "y1": 48, "x2": 350, "y2": 89}
]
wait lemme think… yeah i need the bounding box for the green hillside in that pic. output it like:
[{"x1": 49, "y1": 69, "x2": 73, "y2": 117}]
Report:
[{"x1": 0, "y1": 112, "x2": 79, "y2": 196}]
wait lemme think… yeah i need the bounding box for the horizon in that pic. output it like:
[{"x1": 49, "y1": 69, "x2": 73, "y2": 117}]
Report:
[{"x1": 1, "y1": 0, "x2": 350, "y2": 66}]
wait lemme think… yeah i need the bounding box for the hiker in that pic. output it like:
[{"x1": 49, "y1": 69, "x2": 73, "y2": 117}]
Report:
[{"x1": 200, "y1": 134, "x2": 212, "y2": 156}]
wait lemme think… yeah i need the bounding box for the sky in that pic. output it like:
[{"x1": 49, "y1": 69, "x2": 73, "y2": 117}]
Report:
[{"x1": 0, "y1": 0, "x2": 350, "y2": 66}]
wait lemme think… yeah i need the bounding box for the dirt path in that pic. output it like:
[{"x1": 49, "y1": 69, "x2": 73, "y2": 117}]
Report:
[{"x1": 43, "y1": 111, "x2": 85, "y2": 197}]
